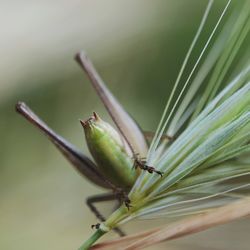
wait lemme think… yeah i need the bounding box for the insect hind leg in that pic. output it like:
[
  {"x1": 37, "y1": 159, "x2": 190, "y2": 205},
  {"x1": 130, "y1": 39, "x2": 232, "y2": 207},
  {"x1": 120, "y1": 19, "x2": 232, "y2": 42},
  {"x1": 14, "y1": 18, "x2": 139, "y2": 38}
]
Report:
[{"x1": 86, "y1": 193, "x2": 126, "y2": 237}]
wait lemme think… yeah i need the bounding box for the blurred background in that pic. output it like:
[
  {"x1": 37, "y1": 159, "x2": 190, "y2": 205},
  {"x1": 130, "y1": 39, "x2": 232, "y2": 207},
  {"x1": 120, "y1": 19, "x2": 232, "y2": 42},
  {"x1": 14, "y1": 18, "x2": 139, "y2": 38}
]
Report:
[{"x1": 0, "y1": 0, "x2": 249, "y2": 249}]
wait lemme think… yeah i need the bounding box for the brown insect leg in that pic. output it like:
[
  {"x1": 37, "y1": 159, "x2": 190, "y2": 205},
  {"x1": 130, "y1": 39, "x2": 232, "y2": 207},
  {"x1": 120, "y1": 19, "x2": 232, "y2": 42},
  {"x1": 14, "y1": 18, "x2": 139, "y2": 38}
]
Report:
[
  {"x1": 134, "y1": 158, "x2": 164, "y2": 177},
  {"x1": 86, "y1": 193, "x2": 126, "y2": 237},
  {"x1": 113, "y1": 188, "x2": 132, "y2": 210}
]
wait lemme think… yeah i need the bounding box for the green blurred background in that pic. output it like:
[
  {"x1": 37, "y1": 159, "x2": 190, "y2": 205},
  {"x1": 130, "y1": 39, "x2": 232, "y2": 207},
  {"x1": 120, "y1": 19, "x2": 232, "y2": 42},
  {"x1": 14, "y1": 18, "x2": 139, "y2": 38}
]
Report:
[{"x1": 0, "y1": 0, "x2": 249, "y2": 249}]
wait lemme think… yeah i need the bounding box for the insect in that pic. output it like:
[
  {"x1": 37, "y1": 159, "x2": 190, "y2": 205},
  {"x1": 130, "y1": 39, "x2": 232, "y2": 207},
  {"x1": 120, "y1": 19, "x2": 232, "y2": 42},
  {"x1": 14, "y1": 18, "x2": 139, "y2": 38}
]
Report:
[
  {"x1": 15, "y1": 51, "x2": 166, "y2": 236},
  {"x1": 15, "y1": 1, "x2": 250, "y2": 249}
]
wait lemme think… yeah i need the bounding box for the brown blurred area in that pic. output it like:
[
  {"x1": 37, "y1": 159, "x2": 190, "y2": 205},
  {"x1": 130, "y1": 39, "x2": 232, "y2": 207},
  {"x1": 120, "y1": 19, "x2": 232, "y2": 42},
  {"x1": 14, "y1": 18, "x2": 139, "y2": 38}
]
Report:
[{"x1": 0, "y1": 1, "x2": 249, "y2": 249}]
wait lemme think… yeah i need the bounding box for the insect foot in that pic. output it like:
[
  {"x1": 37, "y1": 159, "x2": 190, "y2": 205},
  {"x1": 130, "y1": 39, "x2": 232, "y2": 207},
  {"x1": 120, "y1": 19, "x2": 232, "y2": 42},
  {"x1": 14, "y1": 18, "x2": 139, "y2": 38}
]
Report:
[
  {"x1": 91, "y1": 223, "x2": 100, "y2": 230},
  {"x1": 134, "y1": 158, "x2": 164, "y2": 177},
  {"x1": 114, "y1": 188, "x2": 132, "y2": 210},
  {"x1": 123, "y1": 196, "x2": 132, "y2": 210}
]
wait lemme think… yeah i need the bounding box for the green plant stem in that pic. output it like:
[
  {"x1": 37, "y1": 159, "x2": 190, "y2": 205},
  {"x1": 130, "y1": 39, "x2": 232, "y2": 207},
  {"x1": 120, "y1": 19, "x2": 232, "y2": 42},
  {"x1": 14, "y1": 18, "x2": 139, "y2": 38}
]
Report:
[
  {"x1": 78, "y1": 229, "x2": 106, "y2": 250},
  {"x1": 78, "y1": 205, "x2": 129, "y2": 249}
]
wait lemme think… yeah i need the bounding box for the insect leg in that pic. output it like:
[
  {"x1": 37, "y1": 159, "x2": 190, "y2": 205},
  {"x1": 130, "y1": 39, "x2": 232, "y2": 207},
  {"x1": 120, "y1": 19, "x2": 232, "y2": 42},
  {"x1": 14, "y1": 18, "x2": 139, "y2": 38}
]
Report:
[
  {"x1": 15, "y1": 102, "x2": 113, "y2": 189},
  {"x1": 134, "y1": 158, "x2": 164, "y2": 177},
  {"x1": 86, "y1": 193, "x2": 126, "y2": 237},
  {"x1": 75, "y1": 51, "x2": 148, "y2": 157}
]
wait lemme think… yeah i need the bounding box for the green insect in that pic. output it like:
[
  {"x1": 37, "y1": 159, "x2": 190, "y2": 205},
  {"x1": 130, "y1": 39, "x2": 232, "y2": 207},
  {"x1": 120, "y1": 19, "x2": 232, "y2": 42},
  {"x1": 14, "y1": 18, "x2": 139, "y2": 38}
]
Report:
[{"x1": 16, "y1": 51, "x2": 165, "y2": 236}]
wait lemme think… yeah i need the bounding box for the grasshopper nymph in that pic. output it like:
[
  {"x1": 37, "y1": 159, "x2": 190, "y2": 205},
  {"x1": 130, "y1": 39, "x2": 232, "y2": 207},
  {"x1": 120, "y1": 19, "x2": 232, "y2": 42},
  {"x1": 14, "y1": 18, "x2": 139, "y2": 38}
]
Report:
[{"x1": 16, "y1": 51, "x2": 164, "y2": 236}]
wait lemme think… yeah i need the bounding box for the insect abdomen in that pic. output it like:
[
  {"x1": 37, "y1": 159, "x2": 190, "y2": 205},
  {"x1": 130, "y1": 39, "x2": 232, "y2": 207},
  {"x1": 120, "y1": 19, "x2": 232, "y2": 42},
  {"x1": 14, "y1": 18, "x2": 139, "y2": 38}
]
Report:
[{"x1": 81, "y1": 112, "x2": 137, "y2": 188}]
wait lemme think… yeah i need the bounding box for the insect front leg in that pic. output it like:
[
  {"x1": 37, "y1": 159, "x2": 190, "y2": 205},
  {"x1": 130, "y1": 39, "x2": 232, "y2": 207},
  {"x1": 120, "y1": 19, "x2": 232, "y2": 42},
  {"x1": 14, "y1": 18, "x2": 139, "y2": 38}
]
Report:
[
  {"x1": 86, "y1": 193, "x2": 126, "y2": 237},
  {"x1": 133, "y1": 155, "x2": 164, "y2": 177}
]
